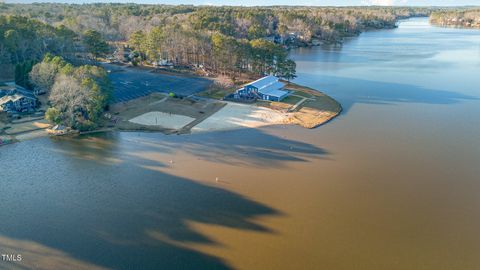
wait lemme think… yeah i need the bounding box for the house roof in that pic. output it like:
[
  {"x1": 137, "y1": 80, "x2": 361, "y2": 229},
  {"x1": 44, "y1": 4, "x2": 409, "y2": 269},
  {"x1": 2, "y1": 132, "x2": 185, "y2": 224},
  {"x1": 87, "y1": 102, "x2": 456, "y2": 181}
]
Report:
[
  {"x1": 0, "y1": 93, "x2": 36, "y2": 106},
  {"x1": 260, "y1": 84, "x2": 289, "y2": 98},
  {"x1": 236, "y1": 76, "x2": 289, "y2": 99},
  {"x1": 0, "y1": 83, "x2": 36, "y2": 99},
  {"x1": 247, "y1": 75, "x2": 279, "y2": 90},
  {"x1": 0, "y1": 94, "x2": 25, "y2": 104},
  {"x1": 15, "y1": 88, "x2": 36, "y2": 99},
  {"x1": 247, "y1": 76, "x2": 288, "y2": 98},
  {"x1": 0, "y1": 84, "x2": 16, "y2": 92},
  {"x1": 10, "y1": 84, "x2": 36, "y2": 98}
]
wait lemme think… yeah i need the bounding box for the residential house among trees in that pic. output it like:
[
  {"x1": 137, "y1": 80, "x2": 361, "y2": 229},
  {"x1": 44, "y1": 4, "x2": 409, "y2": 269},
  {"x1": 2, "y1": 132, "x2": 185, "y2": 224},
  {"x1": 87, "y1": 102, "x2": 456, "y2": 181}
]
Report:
[
  {"x1": 0, "y1": 82, "x2": 38, "y2": 114},
  {"x1": 233, "y1": 76, "x2": 290, "y2": 102}
]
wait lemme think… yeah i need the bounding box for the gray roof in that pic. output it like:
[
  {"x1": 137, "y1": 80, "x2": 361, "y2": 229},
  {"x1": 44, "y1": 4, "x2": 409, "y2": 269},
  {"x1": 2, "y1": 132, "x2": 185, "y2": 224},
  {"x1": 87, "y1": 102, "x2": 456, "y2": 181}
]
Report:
[
  {"x1": 247, "y1": 75, "x2": 279, "y2": 89},
  {"x1": 0, "y1": 84, "x2": 16, "y2": 92},
  {"x1": 0, "y1": 83, "x2": 36, "y2": 99},
  {"x1": 15, "y1": 89, "x2": 36, "y2": 99},
  {"x1": 0, "y1": 94, "x2": 25, "y2": 105},
  {"x1": 13, "y1": 85, "x2": 36, "y2": 99},
  {"x1": 233, "y1": 76, "x2": 290, "y2": 99},
  {"x1": 261, "y1": 87, "x2": 288, "y2": 98},
  {"x1": 246, "y1": 76, "x2": 288, "y2": 98},
  {"x1": 0, "y1": 92, "x2": 36, "y2": 106},
  {"x1": 1, "y1": 95, "x2": 17, "y2": 106}
]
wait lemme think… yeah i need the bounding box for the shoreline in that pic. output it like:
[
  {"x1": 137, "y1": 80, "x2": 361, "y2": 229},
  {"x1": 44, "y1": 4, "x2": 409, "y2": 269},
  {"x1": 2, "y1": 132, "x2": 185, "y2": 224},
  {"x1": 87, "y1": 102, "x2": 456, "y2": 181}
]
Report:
[
  {"x1": 430, "y1": 22, "x2": 480, "y2": 29},
  {"x1": 0, "y1": 82, "x2": 341, "y2": 147}
]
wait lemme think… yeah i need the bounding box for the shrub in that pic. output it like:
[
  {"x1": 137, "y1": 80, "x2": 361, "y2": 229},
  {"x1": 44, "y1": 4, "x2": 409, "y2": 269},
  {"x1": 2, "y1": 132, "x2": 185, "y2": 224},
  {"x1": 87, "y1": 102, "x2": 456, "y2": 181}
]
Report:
[{"x1": 45, "y1": 107, "x2": 62, "y2": 124}]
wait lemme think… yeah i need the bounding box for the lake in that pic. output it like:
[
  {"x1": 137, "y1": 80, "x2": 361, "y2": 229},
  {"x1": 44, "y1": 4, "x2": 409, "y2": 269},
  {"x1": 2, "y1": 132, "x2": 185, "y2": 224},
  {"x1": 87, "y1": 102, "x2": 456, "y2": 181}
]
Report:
[{"x1": 1, "y1": 18, "x2": 480, "y2": 270}]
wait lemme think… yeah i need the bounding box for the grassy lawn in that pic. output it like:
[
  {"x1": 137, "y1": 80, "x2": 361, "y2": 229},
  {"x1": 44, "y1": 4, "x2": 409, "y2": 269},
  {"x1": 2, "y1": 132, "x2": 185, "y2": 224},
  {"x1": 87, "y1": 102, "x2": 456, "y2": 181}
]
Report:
[
  {"x1": 283, "y1": 82, "x2": 341, "y2": 113},
  {"x1": 281, "y1": 95, "x2": 304, "y2": 105},
  {"x1": 197, "y1": 84, "x2": 236, "y2": 100},
  {"x1": 290, "y1": 90, "x2": 313, "y2": 98},
  {"x1": 302, "y1": 95, "x2": 341, "y2": 112}
]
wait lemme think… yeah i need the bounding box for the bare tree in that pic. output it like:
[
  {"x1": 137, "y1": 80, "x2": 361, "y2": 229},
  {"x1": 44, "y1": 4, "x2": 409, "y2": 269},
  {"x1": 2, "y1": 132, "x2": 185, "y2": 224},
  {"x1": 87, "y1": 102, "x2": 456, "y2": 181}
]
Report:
[
  {"x1": 49, "y1": 74, "x2": 92, "y2": 127},
  {"x1": 29, "y1": 62, "x2": 57, "y2": 94}
]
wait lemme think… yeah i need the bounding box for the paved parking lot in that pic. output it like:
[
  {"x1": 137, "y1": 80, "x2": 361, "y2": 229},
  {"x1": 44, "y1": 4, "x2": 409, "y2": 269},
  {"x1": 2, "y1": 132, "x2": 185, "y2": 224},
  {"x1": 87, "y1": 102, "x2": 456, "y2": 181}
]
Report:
[{"x1": 103, "y1": 64, "x2": 212, "y2": 103}]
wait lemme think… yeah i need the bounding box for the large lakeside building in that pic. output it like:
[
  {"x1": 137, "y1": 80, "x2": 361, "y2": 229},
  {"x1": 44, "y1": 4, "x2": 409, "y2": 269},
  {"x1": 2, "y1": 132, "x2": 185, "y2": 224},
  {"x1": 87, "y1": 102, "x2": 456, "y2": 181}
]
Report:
[{"x1": 233, "y1": 76, "x2": 290, "y2": 102}]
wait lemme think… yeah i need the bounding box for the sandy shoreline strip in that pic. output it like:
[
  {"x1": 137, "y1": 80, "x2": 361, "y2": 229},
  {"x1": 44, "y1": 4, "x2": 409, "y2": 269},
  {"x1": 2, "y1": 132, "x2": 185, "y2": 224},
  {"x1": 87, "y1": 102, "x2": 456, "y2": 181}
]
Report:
[
  {"x1": 1, "y1": 81, "x2": 341, "y2": 146},
  {"x1": 191, "y1": 103, "x2": 288, "y2": 133}
]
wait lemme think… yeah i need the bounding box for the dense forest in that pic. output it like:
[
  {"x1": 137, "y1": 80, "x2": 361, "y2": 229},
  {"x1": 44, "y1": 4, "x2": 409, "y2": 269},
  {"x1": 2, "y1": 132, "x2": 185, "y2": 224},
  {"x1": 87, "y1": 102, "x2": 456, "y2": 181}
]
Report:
[
  {"x1": 2, "y1": 4, "x2": 478, "y2": 80},
  {"x1": 120, "y1": 6, "x2": 430, "y2": 79},
  {"x1": 0, "y1": 4, "x2": 435, "y2": 80},
  {"x1": 430, "y1": 9, "x2": 480, "y2": 28},
  {"x1": 0, "y1": 4, "x2": 432, "y2": 42},
  {"x1": 0, "y1": 15, "x2": 77, "y2": 79}
]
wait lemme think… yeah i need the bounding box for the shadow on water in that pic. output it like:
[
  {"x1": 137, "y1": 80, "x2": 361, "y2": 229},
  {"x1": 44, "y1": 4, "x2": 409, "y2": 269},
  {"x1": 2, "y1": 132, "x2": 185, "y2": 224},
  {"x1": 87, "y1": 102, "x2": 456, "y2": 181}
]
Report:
[
  {"x1": 55, "y1": 128, "x2": 330, "y2": 168},
  {"x1": 0, "y1": 128, "x2": 328, "y2": 269},
  {"x1": 294, "y1": 74, "x2": 478, "y2": 114}
]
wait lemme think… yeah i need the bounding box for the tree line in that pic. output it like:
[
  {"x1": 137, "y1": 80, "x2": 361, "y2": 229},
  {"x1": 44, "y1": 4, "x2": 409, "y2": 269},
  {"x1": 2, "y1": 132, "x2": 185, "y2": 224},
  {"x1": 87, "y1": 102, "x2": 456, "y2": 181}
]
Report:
[
  {"x1": 430, "y1": 9, "x2": 480, "y2": 28},
  {"x1": 0, "y1": 4, "x2": 433, "y2": 43},
  {"x1": 0, "y1": 4, "x2": 442, "y2": 80},
  {"x1": 127, "y1": 27, "x2": 296, "y2": 80},
  {"x1": 0, "y1": 4, "x2": 445, "y2": 79},
  {"x1": 0, "y1": 15, "x2": 77, "y2": 66},
  {"x1": 0, "y1": 14, "x2": 111, "y2": 82}
]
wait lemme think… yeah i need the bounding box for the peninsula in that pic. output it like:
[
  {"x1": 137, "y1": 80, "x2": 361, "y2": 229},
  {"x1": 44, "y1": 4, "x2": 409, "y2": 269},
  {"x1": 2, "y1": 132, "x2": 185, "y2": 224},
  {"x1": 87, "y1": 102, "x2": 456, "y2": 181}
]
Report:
[{"x1": 0, "y1": 62, "x2": 341, "y2": 145}]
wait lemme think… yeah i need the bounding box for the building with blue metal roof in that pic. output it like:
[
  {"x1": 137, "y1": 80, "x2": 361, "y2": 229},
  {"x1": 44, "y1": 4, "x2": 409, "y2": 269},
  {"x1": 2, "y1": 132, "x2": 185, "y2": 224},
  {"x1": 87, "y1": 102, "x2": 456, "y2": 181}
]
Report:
[{"x1": 233, "y1": 76, "x2": 290, "y2": 102}]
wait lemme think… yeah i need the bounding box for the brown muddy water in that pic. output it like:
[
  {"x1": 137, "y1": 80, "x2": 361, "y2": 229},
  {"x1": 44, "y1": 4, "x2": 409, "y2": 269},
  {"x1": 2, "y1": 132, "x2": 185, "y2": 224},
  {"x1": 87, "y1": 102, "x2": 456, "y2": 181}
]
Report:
[{"x1": 1, "y1": 18, "x2": 480, "y2": 270}]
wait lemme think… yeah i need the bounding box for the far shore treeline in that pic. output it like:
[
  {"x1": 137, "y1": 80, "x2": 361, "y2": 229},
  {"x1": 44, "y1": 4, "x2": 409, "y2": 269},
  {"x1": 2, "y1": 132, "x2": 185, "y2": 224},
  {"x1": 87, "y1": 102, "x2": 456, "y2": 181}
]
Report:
[
  {"x1": 0, "y1": 3, "x2": 478, "y2": 130},
  {"x1": 430, "y1": 8, "x2": 480, "y2": 28},
  {"x1": 0, "y1": 4, "x2": 436, "y2": 78}
]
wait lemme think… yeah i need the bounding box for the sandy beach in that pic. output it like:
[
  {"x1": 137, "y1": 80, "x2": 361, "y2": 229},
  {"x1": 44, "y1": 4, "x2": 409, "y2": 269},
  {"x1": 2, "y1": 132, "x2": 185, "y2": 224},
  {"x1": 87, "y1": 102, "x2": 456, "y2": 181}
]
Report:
[
  {"x1": 0, "y1": 117, "x2": 52, "y2": 145},
  {"x1": 192, "y1": 103, "x2": 288, "y2": 133}
]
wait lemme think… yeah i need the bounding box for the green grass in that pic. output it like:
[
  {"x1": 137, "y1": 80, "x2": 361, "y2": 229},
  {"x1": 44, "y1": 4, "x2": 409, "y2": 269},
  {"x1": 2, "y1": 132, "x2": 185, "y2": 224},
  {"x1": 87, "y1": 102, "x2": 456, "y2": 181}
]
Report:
[
  {"x1": 197, "y1": 85, "x2": 235, "y2": 99},
  {"x1": 281, "y1": 95, "x2": 303, "y2": 105},
  {"x1": 302, "y1": 97, "x2": 340, "y2": 112},
  {"x1": 198, "y1": 89, "x2": 227, "y2": 100},
  {"x1": 289, "y1": 90, "x2": 313, "y2": 98}
]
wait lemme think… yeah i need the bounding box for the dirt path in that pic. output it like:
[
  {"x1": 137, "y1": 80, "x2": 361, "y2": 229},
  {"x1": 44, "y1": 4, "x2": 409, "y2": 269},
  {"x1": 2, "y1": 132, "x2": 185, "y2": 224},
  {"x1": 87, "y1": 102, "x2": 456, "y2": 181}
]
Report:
[{"x1": 288, "y1": 96, "x2": 308, "y2": 112}]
